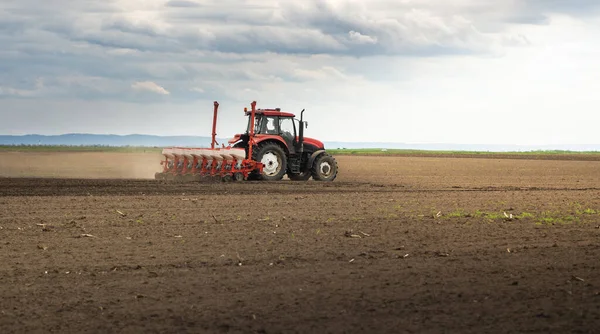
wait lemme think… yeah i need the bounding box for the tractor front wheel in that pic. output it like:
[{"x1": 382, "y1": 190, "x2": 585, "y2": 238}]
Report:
[
  {"x1": 252, "y1": 142, "x2": 288, "y2": 181},
  {"x1": 311, "y1": 153, "x2": 338, "y2": 181}
]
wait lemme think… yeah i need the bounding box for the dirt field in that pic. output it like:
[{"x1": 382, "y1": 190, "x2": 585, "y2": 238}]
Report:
[{"x1": 1, "y1": 152, "x2": 599, "y2": 333}]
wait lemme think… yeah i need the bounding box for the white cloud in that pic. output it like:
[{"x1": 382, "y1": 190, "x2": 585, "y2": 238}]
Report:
[
  {"x1": 131, "y1": 81, "x2": 170, "y2": 95},
  {"x1": 0, "y1": 0, "x2": 599, "y2": 147},
  {"x1": 348, "y1": 31, "x2": 378, "y2": 44}
]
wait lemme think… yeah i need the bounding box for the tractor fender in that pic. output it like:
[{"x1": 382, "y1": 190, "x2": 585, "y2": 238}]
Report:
[
  {"x1": 306, "y1": 150, "x2": 327, "y2": 172},
  {"x1": 254, "y1": 136, "x2": 290, "y2": 154}
]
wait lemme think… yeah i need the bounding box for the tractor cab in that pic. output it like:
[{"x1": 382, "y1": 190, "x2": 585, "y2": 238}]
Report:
[
  {"x1": 229, "y1": 106, "x2": 324, "y2": 155},
  {"x1": 245, "y1": 108, "x2": 300, "y2": 151}
]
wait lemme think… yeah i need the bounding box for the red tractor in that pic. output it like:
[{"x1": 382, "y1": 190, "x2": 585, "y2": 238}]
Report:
[{"x1": 155, "y1": 101, "x2": 338, "y2": 182}]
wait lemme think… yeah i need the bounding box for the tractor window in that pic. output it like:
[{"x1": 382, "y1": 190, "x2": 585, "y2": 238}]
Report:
[
  {"x1": 247, "y1": 116, "x2": 261, "y2": 134},
  {"x1": 247, "y1": 115, "x2": 276, "y2": 134},
  {"x1": 247, "y1": 115, "x2": 283, "y2": 135},
  {"x1": 279, "y1": 117, "x2": 295, "y2": 137},
  {"x1": 263, "y1": 117, "x2": 278, "y2": 134}
]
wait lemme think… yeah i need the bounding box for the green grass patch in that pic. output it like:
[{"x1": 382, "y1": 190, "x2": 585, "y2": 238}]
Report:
[
  {"x1": 483, "y1": 212, "x2": 504, "y2": 220},
  {"x1": 440, "y1": 210, "x2": 537, "y2": 222},
  {"x1": 327, "y1": 148, "x2": 600, "y2": 156},
  {"x1": 537, "y1": 211, "x2": 581, "y2": 225},
  {"x1": 581, "y1": 208, "x2": 598, "y2": 215},
  {"x1": 515, "y1": 212, "x2": 535, "y2": 219},
  {"x1": 416, "y1": 207, "x2": 595, "y2": 225},
  {"x1": 571, "y1": 202, "x2": 599, "y2": 216},
  {"x1": 446, "y1": 209, "x2": 470, "y2": 218}
]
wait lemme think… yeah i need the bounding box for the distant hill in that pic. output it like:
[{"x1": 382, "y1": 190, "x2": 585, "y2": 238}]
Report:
[
  {"x1": 0, "y1": 134, "x2": 219, "y2": 147},
  {"x1": 0, "y1": 134, "x2": 598, "y2": 152}
]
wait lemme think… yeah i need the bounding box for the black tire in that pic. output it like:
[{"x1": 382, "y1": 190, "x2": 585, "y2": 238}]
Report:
[
  {"x1": 311, "y1": 153, "x2": 338, "y2": 181},
  {"x1": 234, "y1": 141, "x2": 262, "y2": 180},
  {"x1": 287, "y1": 171, "x2": 311, "y2": 181},
  {"x1": 251, "y1": 142, "x2": 288, "y2": 181}
]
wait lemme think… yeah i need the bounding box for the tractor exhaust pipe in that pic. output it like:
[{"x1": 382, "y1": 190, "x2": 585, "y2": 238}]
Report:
[
  {"x1": 298, "y1": 109, "x2": 305, "y2": 153},
  {"x1": 211, "y1": 101, "x2": 219, "y2": 149}
]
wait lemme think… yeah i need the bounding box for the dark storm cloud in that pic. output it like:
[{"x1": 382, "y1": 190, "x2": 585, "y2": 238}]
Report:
[
  {"x1": 3, "y1": 0, "x2": 492, "y2": 58},
  {"x1": 158, "y1": 1, "x2": 493, "y2": 57}
]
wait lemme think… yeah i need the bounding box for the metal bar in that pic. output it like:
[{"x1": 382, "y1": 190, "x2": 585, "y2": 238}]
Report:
[
  {"x1": 248, "y1": 101, "x2": 257, "y2": 159},
  {"x1": 211, "y1": 101, "x2": 219, "y2": 149}
]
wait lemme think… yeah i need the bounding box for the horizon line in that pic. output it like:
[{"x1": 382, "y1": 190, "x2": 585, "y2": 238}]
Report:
[{"x1": 1, "y1": 133, "x2": 599, "y2": 147}]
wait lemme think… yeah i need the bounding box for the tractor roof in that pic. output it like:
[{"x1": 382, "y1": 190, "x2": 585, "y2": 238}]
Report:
[{"x1": 245, "y1": 108, "x2": 295, "y2": 118}]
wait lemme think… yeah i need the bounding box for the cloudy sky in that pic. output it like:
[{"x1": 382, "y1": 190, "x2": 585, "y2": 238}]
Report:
[{"x1": 1, "y1": 0, "x2": 599, "y2": 145}]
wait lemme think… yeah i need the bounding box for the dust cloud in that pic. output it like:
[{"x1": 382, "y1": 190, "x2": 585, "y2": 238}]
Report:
[{"x1": 0, "y1": 152, "x2": 163, "y2": 179}]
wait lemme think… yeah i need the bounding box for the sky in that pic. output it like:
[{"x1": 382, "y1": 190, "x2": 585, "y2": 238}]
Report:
[{"x1": 1, "y1": 0, "x2": 599, "y2": 146}]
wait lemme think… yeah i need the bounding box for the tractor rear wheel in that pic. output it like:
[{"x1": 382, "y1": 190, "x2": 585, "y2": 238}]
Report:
[
  {"x1": 251, "y1": 142, "x2": 288, "y2": 181},
  {"x1": 311, "y1": 153, "x2": 338, "y2": 181}
]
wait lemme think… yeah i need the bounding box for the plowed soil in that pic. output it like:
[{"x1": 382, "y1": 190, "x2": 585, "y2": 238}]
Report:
[{"x1": 1, "y1": 152, "x2": 599, "y2": 333}]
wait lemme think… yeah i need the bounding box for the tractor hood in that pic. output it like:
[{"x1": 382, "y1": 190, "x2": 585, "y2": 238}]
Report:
[
  {"x1": 228, "y1": 134, "x2": 325, "y2": 150},
  {"x1": 301, "y1": 137, "x2": 325, "y2": 149}
]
